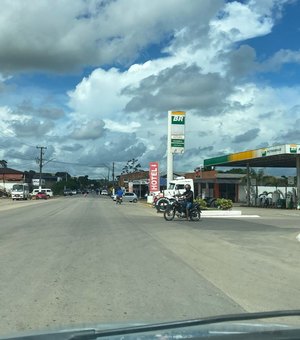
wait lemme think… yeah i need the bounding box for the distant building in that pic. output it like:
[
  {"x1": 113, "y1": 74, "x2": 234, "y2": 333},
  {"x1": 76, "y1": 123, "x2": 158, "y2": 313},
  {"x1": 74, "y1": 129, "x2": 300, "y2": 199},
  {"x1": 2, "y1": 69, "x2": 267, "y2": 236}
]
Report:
[
  {"x1": 32, "y1": 173, "x2": 61, "y2": 188},
  {"x1": 0, "y1": 168, "x2": 24, "y2": 196}
]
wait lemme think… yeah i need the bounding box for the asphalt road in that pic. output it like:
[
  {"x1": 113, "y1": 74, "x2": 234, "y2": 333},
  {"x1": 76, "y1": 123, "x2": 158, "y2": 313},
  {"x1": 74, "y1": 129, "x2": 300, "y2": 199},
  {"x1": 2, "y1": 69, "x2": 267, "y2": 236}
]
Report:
[{"x1": 0, "y1": 196, "x2": 299, "y2": 335}]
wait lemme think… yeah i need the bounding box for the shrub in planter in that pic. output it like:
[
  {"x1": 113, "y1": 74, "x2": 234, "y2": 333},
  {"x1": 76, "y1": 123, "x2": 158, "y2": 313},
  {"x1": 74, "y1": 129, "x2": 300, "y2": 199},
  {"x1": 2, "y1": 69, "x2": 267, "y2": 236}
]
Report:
[
  {"x1": 194, "y1": 198, "x2": 207, "y2": 209},
  {"x1": 216, "y1": 198, "x2": 233, "y2": 210}
]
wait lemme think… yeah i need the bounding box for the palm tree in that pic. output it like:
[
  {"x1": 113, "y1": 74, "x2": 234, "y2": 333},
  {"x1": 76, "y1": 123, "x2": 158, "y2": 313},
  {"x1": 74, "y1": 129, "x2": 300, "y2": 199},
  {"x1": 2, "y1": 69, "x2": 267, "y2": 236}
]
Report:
[{"x1": 121, "y1": 159, "x2": 142, "y2": 174}]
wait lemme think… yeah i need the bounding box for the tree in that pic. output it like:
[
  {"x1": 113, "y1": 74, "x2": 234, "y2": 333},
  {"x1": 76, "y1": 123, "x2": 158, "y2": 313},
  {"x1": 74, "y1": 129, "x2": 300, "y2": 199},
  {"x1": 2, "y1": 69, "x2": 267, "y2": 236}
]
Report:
[
  {"x1": 121, "y1": 158, "x2": 142, "y2": 174},
  {"x1": 78, "y1": 175, "x2": 89, "y2": 188},
  {"x1": 224, "y1": 168, "x2": 248, "y2": 174},
  {"x1": 0, "y1": 160, "x2": 7, "y2": 168},
  {"x1": 55, "y1": 172, "x2": 71, "y2": 181}
]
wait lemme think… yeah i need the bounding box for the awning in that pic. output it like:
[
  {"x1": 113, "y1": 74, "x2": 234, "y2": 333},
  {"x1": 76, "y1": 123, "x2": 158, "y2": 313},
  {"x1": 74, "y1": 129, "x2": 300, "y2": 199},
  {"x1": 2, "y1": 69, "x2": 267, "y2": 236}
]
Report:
[{"x1": 204, "y1": 144, "x2": 300, "y2": 168}]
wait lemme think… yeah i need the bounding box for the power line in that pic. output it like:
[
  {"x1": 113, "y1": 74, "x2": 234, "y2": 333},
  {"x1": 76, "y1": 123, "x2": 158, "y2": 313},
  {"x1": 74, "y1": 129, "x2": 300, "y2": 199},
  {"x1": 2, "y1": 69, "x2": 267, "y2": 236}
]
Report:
[{"x1": 50, "y1": 160, "x2": 112, "y2": 169}]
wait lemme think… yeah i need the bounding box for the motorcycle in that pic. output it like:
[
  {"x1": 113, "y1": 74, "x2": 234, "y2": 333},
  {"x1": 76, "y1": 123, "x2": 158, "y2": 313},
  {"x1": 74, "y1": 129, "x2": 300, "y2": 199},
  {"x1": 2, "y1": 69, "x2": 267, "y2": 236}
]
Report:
[
  {"x1": 116, "y1": 196, "x2": 122, "y2": 204},
  {"x1": 164, "y1": 197, "x2": 201, "y2": 221}
]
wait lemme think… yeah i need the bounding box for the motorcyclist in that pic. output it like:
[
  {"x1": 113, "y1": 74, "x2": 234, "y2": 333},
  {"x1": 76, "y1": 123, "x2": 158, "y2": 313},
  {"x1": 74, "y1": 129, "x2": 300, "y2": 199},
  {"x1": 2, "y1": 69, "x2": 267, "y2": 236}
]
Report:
[
  {"x1": 181, "y1": 184, "x2": 194, "y2": 220},
  {"x1": 116, "y1": 187, "x2": 123, "y2": 204}
]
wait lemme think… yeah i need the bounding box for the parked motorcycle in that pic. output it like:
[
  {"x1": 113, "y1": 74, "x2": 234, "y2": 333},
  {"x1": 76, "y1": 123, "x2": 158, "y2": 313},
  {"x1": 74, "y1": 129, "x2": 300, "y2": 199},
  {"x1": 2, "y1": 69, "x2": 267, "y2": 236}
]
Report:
[{"x1": 164, "y1": 197, "x2": 201, "y2": 221}]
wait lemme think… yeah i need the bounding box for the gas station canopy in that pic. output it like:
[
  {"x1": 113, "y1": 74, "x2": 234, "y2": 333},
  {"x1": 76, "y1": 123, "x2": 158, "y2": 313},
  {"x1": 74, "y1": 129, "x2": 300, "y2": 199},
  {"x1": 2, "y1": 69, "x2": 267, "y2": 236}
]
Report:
[{"x1": 204, "y1": 144, "x2": 300, "y2": 168}]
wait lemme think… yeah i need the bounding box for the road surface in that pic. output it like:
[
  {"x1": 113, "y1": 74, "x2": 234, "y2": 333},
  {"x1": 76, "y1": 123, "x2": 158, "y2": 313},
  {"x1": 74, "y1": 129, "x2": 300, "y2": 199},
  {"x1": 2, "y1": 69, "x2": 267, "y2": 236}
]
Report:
[{"x1": 0, "y1": 196, "x2": 299, "y2": 335}]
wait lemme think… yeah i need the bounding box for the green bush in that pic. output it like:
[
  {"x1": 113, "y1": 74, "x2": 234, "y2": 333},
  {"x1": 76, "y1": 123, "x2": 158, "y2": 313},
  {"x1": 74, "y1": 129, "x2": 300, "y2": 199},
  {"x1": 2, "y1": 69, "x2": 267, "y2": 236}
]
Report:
[
  {"x1": 194, "y1": 197, "x2": 207, "y2": 209},
  {"x1": 216, "y1": 198, "x2": 233, "y2": 210}
]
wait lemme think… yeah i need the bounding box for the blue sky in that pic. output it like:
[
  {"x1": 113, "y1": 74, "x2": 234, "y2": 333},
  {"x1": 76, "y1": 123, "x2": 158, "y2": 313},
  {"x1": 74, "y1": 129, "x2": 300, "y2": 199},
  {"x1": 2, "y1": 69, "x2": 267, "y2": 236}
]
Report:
[
  {"x1": 245, "y1": 0, "x2": 300, "y2": 86},
  {"x1": 0, "y1": 0, "x2": 300, "y2": 177},
  {"x1": 247, "y1": 1, "x2": 300, "y2": 56}
]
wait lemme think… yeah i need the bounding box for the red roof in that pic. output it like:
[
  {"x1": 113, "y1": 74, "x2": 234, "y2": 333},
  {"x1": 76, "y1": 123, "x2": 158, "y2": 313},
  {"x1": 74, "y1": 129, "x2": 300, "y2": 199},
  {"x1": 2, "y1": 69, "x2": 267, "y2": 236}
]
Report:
[{"x1": 0, "y1": 167, "x2": 24, "y2": 175}]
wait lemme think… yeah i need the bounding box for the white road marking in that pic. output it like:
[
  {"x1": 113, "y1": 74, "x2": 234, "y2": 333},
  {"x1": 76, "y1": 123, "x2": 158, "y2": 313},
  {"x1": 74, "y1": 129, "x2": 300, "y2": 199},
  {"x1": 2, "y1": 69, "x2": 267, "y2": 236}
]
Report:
[{"x1": 202, "y1": 215, "x2": 260, "y2": 218}]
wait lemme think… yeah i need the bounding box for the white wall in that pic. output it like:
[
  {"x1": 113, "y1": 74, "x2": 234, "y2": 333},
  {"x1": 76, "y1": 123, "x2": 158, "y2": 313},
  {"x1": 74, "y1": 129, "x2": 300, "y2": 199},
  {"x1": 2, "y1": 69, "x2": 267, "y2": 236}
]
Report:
[
  {"x1": 239, "y1": 185, "x2": 297, "y2": 203},
  {"x1": 0, "y1": 181, "x2": 20, "y2": 193}
]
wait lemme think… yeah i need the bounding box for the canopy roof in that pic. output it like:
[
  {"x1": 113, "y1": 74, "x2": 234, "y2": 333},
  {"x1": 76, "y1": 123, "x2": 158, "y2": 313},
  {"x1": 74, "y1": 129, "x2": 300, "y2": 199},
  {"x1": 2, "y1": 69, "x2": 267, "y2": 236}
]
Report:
[{"x1": 204, "y1": 144, "x2": 300, "y2": 168}]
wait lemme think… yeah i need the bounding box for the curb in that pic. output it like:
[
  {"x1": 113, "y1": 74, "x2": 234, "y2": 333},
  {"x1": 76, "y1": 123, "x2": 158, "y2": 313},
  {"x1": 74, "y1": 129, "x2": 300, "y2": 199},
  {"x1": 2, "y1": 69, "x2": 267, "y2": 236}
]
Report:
[
  {"x1": 202, "y1": 210, "x2": 242, "y2": 217},
  {"x1": 141, "y1": 204, "x2": 261, "y2": 218},
  {"x1": 201, "y1": 210, "x2": 259, "y2": 218}
]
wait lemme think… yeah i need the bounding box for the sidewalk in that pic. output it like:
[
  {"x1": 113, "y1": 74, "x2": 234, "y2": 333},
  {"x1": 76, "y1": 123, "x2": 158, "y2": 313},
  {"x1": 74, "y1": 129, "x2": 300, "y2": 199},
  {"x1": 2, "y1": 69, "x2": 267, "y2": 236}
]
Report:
[
  {"x1": 139, "y1": 201, "x2": 251, "y2": 218},
  {"x1": 232, "y1": 204, "x2": 300, "y2": 217}
]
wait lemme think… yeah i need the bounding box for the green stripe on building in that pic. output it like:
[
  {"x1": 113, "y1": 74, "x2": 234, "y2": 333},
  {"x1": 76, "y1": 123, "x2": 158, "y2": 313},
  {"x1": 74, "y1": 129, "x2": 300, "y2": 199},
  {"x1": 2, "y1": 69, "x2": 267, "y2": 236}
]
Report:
[{"x1": 204, "y1": 155, "x2": 229, "y2": 166}]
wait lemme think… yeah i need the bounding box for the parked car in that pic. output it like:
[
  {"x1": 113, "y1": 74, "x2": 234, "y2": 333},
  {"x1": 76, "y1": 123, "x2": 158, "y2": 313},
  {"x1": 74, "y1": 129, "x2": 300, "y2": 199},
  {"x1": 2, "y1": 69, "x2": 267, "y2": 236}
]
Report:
[
  {"x1": 30, "y1": 188, "x2": 53, "y2": 198},
  {"x1": 101, "y1": 189, "x2": 108, "y2": 195},
  {"x1": 63, "y1": 189, "x2": 73, "y2": 196},
  {"x1": 35, "y1": 192, "x2": 48, "y2": 200},
  {"x1": 123, "y1": 192, "x2": 138, "y2": 203}
]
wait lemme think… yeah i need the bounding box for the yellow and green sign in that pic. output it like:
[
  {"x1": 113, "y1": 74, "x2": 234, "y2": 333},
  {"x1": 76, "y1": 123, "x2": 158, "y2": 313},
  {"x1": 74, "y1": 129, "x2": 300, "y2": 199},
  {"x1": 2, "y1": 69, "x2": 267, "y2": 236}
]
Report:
[
  {"x1": 204, "y1": 144, "x2": 300, "y2": 167},
  {"x1": 170, "y1": 111, "x2": 186, "y2": 154}
]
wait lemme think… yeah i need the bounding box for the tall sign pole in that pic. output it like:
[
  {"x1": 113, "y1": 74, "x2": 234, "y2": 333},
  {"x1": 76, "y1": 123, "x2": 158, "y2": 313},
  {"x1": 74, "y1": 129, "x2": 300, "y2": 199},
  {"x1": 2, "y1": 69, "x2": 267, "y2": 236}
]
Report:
[
  {"x1": 167, "y1": 111, "x2": 173, "y2": 188},
  {"x1": 167, "y1": 111, "x2": 186, "y2": 187},
  {"x1": 296, "y1": 155, "x2": 300, "y2": 209}
]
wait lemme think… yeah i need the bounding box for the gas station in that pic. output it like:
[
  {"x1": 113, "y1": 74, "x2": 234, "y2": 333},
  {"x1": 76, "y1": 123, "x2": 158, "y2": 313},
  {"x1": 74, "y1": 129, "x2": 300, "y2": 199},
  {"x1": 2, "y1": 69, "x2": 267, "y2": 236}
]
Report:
[{"x1": 204, "y1": 144, "x2": 300, "y2": 208}]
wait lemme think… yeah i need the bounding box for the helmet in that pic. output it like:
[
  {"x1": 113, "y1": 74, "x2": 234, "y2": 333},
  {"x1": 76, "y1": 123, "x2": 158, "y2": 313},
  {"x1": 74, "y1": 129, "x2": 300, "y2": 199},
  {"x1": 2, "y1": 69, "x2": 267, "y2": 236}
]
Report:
[{"x1": 185, "y1": 184, "x2": 191, "y2": 190}]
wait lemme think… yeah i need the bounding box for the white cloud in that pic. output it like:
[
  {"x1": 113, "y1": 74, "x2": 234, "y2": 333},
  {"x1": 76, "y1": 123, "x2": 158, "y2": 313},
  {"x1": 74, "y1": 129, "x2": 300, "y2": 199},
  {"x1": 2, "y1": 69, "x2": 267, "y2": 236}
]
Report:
[
  {"x1": 0, "y1": 0, "x2": 222, "y2": 73},
  {"x1": 1, "y1": 0, "x2": 300, "y2": 175},
  {"x1": 104, "y1": 120, "x2": 141, "y2": 133},
  {"x1": 64, "y1": 0, "x2": 300, "y2": 172},
  {"x1": 170, "y1": 81, "x2": 300, "y2": 169},
  {"x1": 259, "y1": 49, "x2": 300, "y2": 72},
  {"x1": 70, "y1": 120, "x2": 105, "y2": 140},
  {"x1": 0, "y1": 106, "x2": 22, "y2": 136},
  {"x1": 210, "y1": 1, "x2": 273, "y2": 44}
]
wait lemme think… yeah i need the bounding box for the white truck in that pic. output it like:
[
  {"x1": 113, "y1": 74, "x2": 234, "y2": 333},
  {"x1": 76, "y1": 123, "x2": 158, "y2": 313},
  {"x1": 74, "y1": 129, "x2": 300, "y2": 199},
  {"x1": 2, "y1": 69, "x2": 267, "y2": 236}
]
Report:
[
  {"x1": 163, "y1": 177, "x2": 194, "y2": 198},
  {"x1": 155, "y1": 177, "x2": 194, "y2": 212},
  {"x1": 11, "y1": 183, "x2": 30, "y2": 200}
]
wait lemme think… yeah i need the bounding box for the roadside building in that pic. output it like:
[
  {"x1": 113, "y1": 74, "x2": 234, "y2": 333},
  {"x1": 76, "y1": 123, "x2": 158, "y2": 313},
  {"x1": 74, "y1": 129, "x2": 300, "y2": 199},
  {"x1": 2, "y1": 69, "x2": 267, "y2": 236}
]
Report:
[
  {"x1": 118, "y1": 171, "x2": 185, "y2": 198},
  {"x1": 202, "y1": 144, "x2": 300, "y2": 207},
  {"x1": 32, "y1": 173, "x2": 62, "y2": 188},
  {"x1": 185, "y1": 170, "x2": 245, "y2": 202},
  {"x1": 0, "y1": 168, "x2": 24, "y2": 196}
]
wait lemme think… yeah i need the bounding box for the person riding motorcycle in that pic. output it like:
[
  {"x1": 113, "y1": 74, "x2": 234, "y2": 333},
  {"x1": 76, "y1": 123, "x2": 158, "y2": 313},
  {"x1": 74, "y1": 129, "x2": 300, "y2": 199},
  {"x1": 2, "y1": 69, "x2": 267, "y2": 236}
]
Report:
[
  {"x1": 181, "y1": 184, "x2": 194, "y2": 220},
  {"x1": 116, "y1": 187, "x2": 123, "y2": 204}
]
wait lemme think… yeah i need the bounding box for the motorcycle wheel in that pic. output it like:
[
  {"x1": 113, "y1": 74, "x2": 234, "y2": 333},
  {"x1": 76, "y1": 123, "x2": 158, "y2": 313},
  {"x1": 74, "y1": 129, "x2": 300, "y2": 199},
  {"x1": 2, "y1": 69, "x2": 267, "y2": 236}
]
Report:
[
  {"x1": 190, "y1": 209, "x2": 201, "y2": 221},
  {"x1": 164, "y1": 208, "x2": 175, "y2": 221},
  {"x1": 156, "y1": 198, "x2": 170, "y2": 212}
]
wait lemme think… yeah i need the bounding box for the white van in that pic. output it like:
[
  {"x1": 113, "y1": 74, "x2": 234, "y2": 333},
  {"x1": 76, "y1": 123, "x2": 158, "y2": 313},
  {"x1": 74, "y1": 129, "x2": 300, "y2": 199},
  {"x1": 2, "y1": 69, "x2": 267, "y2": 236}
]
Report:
[{"x1": 31, "y1": 188, "x2": 53, "y2": 198}]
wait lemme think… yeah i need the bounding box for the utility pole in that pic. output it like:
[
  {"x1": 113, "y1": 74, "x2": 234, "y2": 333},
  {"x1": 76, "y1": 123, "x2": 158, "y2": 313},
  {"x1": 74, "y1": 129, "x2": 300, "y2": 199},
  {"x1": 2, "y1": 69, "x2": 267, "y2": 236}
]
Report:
[
  {"x1": 36, "y1": 146, "x2": 47, "y2": 190},
  {"x1": 112, "y1": 162, "x2": 115, "y2": 187}
]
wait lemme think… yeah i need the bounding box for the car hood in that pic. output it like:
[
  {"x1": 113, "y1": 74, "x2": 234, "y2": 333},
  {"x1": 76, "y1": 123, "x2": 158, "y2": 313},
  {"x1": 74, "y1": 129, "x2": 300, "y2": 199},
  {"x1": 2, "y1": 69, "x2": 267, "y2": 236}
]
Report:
[{"x1": 1, "y1": 310, "x2": 300, "y2": 340}]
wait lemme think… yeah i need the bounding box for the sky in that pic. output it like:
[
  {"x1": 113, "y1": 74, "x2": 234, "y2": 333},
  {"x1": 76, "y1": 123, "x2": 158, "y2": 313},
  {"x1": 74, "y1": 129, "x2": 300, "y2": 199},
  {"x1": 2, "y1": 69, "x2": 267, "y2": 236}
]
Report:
[{"x1": 0, "y1": 0, "x2": 300, "y2": 178}]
